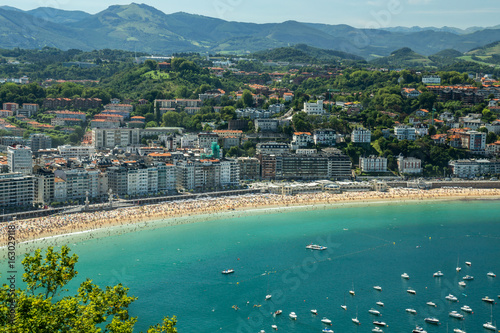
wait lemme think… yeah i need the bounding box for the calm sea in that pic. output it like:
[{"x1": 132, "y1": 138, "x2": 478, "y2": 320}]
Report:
[{"x1": 5, "y1": 200, "x2": 500, "y2": 332}]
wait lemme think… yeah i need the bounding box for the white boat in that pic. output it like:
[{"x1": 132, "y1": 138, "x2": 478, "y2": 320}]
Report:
[
  {"x1": 321, "y1": 317, "x2": 332, "y2": 325},
  {"x1": 407, "y1": 289, "x2": 416, "y2": 294},
  {"x1": 462, "y1": 275, "x2": 473, "y2": 280},
  {"x1": 322, "y1": 329, "x2": 334, "y2": 333},
  {"x1": 487, "y1": 272, "x2": 496, "y2": 277},
  {"x1": 369, "y1": 309, "x2": 381, "y2": 316},
  {"x1": 460, "y1": 305, "x2": 472, "y2": 313},
  {"x1": 373, "y1": 321, "x2": 387, "y2": 326},
  {"x1": 376, "y1": 301, "x2": 384, "y2": 307},
  {"x1": 449, "y1": 311, "x2": 464, "y2": 319},
  {"x1": 413, "y1": 326, "x2": 427, "y2": 333},
  {"x1": 424, "y1": 317, "x2": 440, "y2": 325},
  {"x1": 222, "y1": 269, "x2": 234, "y2": 274},
  {"x1": 352, "y1": 317, "x2": 360, "y2": 325},
  {"x1": 482, "y1": 296, "x2": 494, "y2": 303},
  {"x1": 274, "y1": 310, "x2": 282, "y2": 316},
  {"x1": 465, "y1": 261, "x2": 471, "y2": 266},
  {"x1": 305, "y1": 243, "x2": 327, "y2": 250},
  {"x1": 349, "y1": 282, "x2": 355, "y2": 296},
  {"x1": 372, "y1": 327, "x2": 383, "y2": 333},
  {"x1": 406, "y1": 308, "x2": 417, "y2": 314},
  {"x1": 456, "y1": 255, "x2": 461, "y2": 272},
  {"x1": 483, "y1": 322, "x2": 497, "y2": 331},
  {"x1": 289, "y1": 312, "x2": 297, "y2": 320},
  {"x1": 340, "y1": 305, "x2": 347, "y2": 310},
  {"x1": 310, "y1": 309, "x2": 317, "y2": 315},
  {"x1": 271, "y1": 325, "x2": 277, "y2": 330},
  {"x1": 445, "y1": 294, "x2": 458, "y2": 302},
  {"x1": 453, "y1": 329, "x2": 466, "y2": 333},
  {"x1": 458, "y1": 281, "x2": 466, "y2": 287},
  {"x1": 265, "y1": 295, "x2": 272, "y2": 300},
  {"x1": 401, "y1": 272, "x2": 410, "y2": 279},
  {"x1": 426, "y1": 301, "x2": 437, "y2": 307},
  {"x1": 259, "y1": 330, "x2": 265, "y2": 333},
  {"x1": 373, "y1": 286, "x2": 382, "y2": 291},
  {"x1": 433, "y1": 271, "x2": 444, "y2": 277}
]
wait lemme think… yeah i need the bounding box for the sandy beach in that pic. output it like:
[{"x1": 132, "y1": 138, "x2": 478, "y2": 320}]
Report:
[{"x1": 1, "y1": 187, "x2": 500, "y2": 253}]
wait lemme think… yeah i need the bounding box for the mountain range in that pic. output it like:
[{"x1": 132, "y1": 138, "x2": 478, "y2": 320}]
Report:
[{"x1": 0, "y1": 3, "x2": 499, "y2": 60}]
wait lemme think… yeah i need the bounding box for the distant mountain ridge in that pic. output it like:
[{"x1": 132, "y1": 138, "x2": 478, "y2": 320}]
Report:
[{"x1": 0, "y1": 3, "x2": 499, "y2": 60}]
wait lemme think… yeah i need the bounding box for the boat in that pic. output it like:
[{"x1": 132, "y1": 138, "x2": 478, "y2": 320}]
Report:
[
  {"x1": 462, "y1": 275, "x2": 473, "y2": 280},
  {"x1": 352, "y1": 317, "x2": 360, "y2": 325},
  {"x1": 340, "y1": 304, "x2": 347, "y2": 310},
  {"x1": 222, "y1": 269, "x2": 234, "y2": 274},
  {"x1": 406, "y1": 308, "x2": 417, "y2": 314},
  {"x1": 407, "y1": 289, "x2": 416, "y2": 294},
  {"x1": 484, "y1": 304, "x2": 497, "y2": 331},
  {"x1": 482, "y1": 296, "x2": 495, "y2": 303},
  {"x1": 453, "y1": 329, "x2": 466, "y2": 333},
  {"x1": 271, "y1": 325, "x2": 277, "y2": 330},
  {"x1": 274, "y1": 310, "x2": 282, "y2": 316},
  {"x1": 374, "y1": 286, "x2": 382, "y2": 291},
  {"x1": 487, "y1": 272, "x2": 496, "y2": 277},
  {"x1": 458, "y1": 281, "x2": 466, "y2": 287},
  {"x1": 456, "y1": 255, "x2": 461, "y2": 272},
  {"x1": 310, "y1": 309, "x2": 317, "y2": 315},
  {"x1": 424, "y1": 317, "x2": 440, "y2": 325},
  {"x1": 372, "y1": 328, "x2": 384, "y2": 333},
  {"x1": 376, "y1": 301, "x2": 384, "y2": 307},
  {"x1": 321, "y1": 317, "x2": 332, "y2": 325},
  {"x1": 265, "y1": 295, "x2": 272, "y2": 300},
  {"x1": 426, "y1": 301, "x2": 437, "y2": 307},
  {"x1": 413, "y1": 326, "x2": 427, "y2": 333},
  {"x1": 460, "y1": 305, "x2": 472, "y2": 313},
  {"x1": 259, "y1": 330, "x2": 265, "y2": 333},
  {"x1": 322, "y1": 329, "x2": 334, "y2": 333},
  {"x1": 445, "y1": 294, "x2": 458, "y2": 302},
  {"x1": 401, "y1": 272, "x2": 410, "y2": 279},
  {"x1": 465, "y1": 261, "x2": 471, "y2": 266},
  {"x1": 433, "y1": 271, "x2": 444, "y2": 277},
  {"x1": 373, "y1": 321, "x2": 387, "y2": 326},
  {"x1": 349, "y1": 282, "x2": 355, "y2": 296},
  {"x1": 305, "y1": 243, "x2": 327, "y2": 250},
  {"x1": 289, "y1": 312, "x2": 297, "y2": 320},
  {"x1": 369, "y1": 309, "x2": 381, "y2": 316},
  {"x1": 449, "y1": 311, "x2": 464, "y2": 319}
]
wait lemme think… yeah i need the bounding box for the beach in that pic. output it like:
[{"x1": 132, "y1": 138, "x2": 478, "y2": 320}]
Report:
[{"x1": 1, "y1": 187, "x2": 500, "y2": 253}]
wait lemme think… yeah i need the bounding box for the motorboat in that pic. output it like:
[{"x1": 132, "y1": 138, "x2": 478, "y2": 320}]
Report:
[
  {"x1": 265, "y1": 295, "x2": 272, "y2": 300},
  {"x1": 271, "y1": 325, "x2": 277, "y2": 330},
  {"x1": 310, "y1": 309, "x2": 317, "y2": 315},
  {"x1": 306, "y1": 244, "x2": 327, "y2": 250},
  {"x1": 407, "y1": 289, "x2": 416, "y2": 294},
  {"x1": 374, "y1": 286, "x2": 382, "y2": 291},
  {"x1": 456, "y1": 266, "x2": 461, "y2": 272},
  {"x1": 487, "y1": 272, "x2": 496, "y2": 277},
  {"x1": 460, "y1": 305, "x2": 472, "y2": 313},
  {"x1": 322, "y1": 329, "x2": 334, "y2": 333},
  {"x1": 413, "y1": 326, "x2": 427, "y2": 333},
  {"x1": 426, "y1": 301, "x2": 437, "y2": 307},
  {"x1": 458, "y1": 281, "x2": 466, "y2": 287},
  {"x1": 449, "y1": 311, "x2": 464, "y2": 319},
  {"x1": 445, "y1": 294, "x2": 458, "y2": 302},
  {"x1": 483, "y1": 322, "x2": 497, "y2": 331},
  {"x1": 433, "y1": 271, "x2": 444, "y2": 277},
  {"x1": 352, "y1": 317, "x2": 360, "y2": 325},
  {"x1": 321, "y1": 317, "x2": 332, "y2": 325},
  {"x1": 373, "y1": 321, "x2": 387, "y2": 326},
  {"x1": 482, "y1": 296, "x2": 494, "y2": 303},
  {"x1": 453, "y1": 329, "x2": 466, "y2": 333},
  {"x1": 401, "y1": 272, "x2": 410, "y2": 279},
  {"x1": 424, "y1": 317, "x2": 440, "y2": 325},
  {"x1": 289, "y1": 312, "x2": 297, "y2": 320},
  {"x1": 465, "y1": 261, "x2": 471, "y2": 266},
  {"x1": 376, "y1": 301, "x2": 384, "y2": 307},
  {"x1": 259, "y1": 330, "x2": 265, "y2": 333},
  {"x1": 462, "y1": 275, "x2": 473, "y2": 280},
  {"x1": 372, "y1": 327, "x2": 384, "y2": 333},
  {"x1": 222, "y1": 269, "x2": 234, "y2": 274},
  {"x1": 274, "y1": 310, "x2": 282, "y2": 316},
  {"x1": 369, "y1": 309, "x2": 381, "y2": 316},
  {"x1": 406, "y1": 308, "x2": 417, "y2": 314}
]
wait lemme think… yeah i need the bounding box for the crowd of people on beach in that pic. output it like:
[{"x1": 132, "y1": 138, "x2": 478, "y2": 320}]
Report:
[{"x1": 1, "y1": 187, "x2": 499, "y2": 247}]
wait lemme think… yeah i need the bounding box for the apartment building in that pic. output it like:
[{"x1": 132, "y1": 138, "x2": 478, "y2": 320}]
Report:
[
  {"x1": 360, "y1": 156, "x2": 388, "y2": 172},
  {"x1": 7, "y1": 145, "x2": 33, "y2": 175},
  {"x1": 0, "y1": 173, "x2": 34, "y2": 208}
]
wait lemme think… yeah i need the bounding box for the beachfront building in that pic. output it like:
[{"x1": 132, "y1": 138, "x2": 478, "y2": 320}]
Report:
[
  {"x1": 448, "y1": 159, "x2": 493, "y2": 178},
  {"x1": 0, "y1": 173, "x2": 34, "y2": 208},
  {"x1": 397, "y1": 155, "x2": 422, "y2": 174},
  {"x1": 237, "y1": 157, "x2": 260, "y2": 181},
  {"x1": 54, "y1": 168, "x2": 100, "y2": 201},
  {"x1": 7, "y1": 145, "x2": 33, "y2": 175},
  {"x1": 351, "y1": 128, "x2": 371, "y2": 143},
  {"x1": 360, "y1": 156, "x2": 388, "y2": 173},
  {"x1": 33, "y1": 167, "x2": 55, "y2": 206}
]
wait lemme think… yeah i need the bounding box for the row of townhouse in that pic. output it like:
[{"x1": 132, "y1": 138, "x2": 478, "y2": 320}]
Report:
[
  {"x1": 2, "y1": 103, "x2": 40, "y2": 117},
  {"x1": 43, "y1": 98, "x2": 102, "y2": 110},
  {"x1": 449, "y1": 159, "x2": 500, "y2": 178}
]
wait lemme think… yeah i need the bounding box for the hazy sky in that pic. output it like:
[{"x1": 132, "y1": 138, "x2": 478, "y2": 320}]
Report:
[{"x1": 6, "y1": 0, "x2": 500, "y2": 28}]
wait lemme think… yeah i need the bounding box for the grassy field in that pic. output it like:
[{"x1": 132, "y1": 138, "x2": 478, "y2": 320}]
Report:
[{"x1": 142, "y1": 70, "x2": 170, "y2": 80}]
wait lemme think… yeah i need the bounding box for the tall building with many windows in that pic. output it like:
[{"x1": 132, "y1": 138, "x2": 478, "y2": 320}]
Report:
[
  {"x1": 0, "y1": 173, "x2": 34, "y2": 208},
  {"x1": 7, "y1": 145, "x2": 33, "y2": 175}
]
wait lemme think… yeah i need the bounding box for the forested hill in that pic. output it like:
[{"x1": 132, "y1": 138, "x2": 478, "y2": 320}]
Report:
[{"x1": 1, "y1": 3, "x2": 500, "y2": 59}]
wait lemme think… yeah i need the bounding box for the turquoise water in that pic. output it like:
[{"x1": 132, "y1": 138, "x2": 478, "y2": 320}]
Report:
[{"x1": 5, "y1": 200, "x2": 500, "y2": 332}]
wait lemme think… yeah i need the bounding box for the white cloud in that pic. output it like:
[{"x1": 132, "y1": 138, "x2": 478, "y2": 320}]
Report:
[{"x1": 407, "y1": 0, "x2": 432, "y2": 4}]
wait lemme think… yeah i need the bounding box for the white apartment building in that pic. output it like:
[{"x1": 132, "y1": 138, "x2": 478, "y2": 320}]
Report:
[
  {"x1": 467, "y1": 130, "x2": 486, "y2": 151},
  {"x1": 360, "y1": 156, "x2": 388, "y2": 172},
  {"x1": 256, "y1": 142, "x2": 290, "y2": 155},
  {"x1": 395, "y1": 125, "x2": 417, "y2": 141},
  {"x1": 292, "y1": 132, "x2": 313, "y2": 147},
  {"x1": 0, "y1": 173, "x2": 34, "y2": 208},
  {"x1": 303, "y1": 100, "x2": 325, "y2": 115},
  {"x1": 313, "y1": 129, "x2": 336, "y2": 146},
  {"x1": 422, "y1": 75, "x2": 441, "y2": 84},
  {"x1": 58, "y1": 145, "x2": 96, "y2": 160},
  {"x1": 127, "y1": 167, "x2": 149, "y2": 196},
  {"x1": 54, "y1": 177, "x2": 67, "y2": 202},
  {"x1": 198, "y1": 133, "x2": 220, "y2": 149},
  {"x1": 351, "y1": 128, "x2": 372, "y2": 143},
  {"x1": 397, "y1": 155, "x2": 422, "y2": 174},
  {"x1": 220, "y1": 159, "x2": 240, "y2": 186},
  {"x1": 54, "y1": 169, "x2": 99, "y2": 201},
  {"x1": 7, "y1": 145, "x2": 33, "y2": 175},
  {"x1": 449, "y1": 159, "x2": 492, "y2": 178},
  {"x1": 92, "y1": 128, "x2": 141, "y2": 149}
]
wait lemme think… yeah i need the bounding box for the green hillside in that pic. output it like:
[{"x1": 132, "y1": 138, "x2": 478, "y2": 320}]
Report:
[
  {"x1": 252, "y1": 44, "x2": 364, "y2": 63},
  {"x1": 370, "y1": 47, "x2": 433, "y2": 68}
]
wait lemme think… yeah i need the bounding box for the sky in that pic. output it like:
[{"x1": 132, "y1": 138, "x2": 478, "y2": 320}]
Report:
[{"x1": 4, "y1": 0, "x2": 500, "y2": 29}]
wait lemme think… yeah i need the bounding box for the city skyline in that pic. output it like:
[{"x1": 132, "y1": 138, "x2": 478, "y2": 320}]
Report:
[{"x1": 5, "y1": 0, "x2": 500, "y2": 29}]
